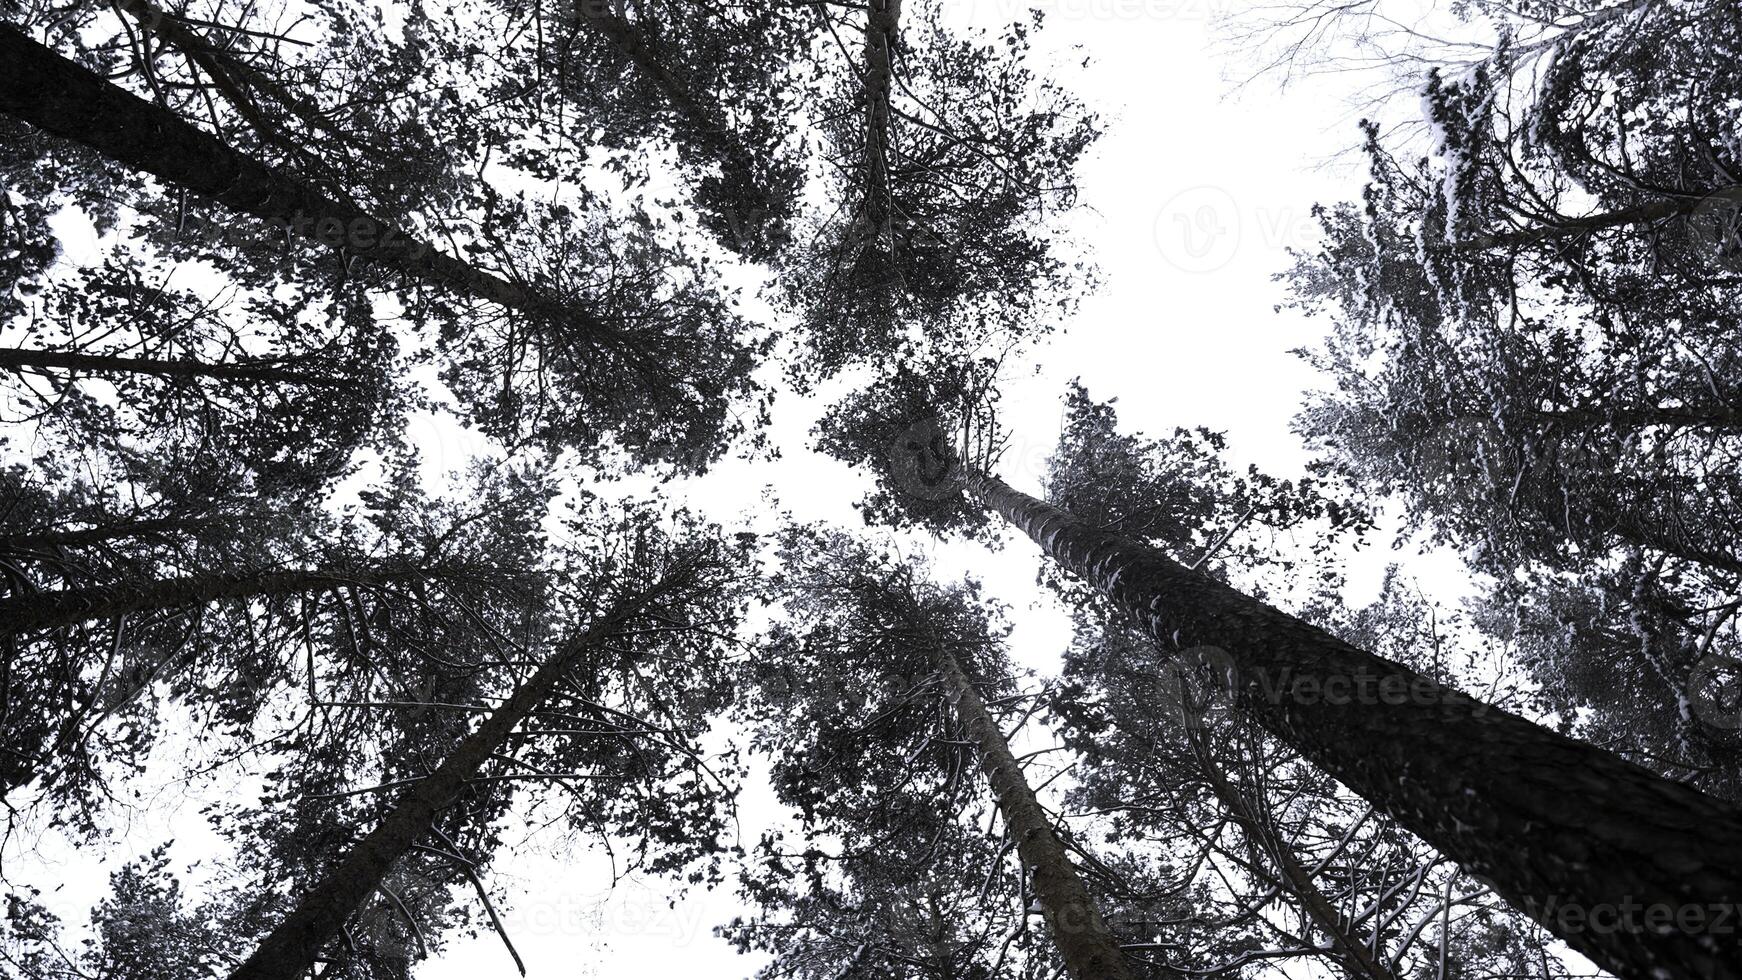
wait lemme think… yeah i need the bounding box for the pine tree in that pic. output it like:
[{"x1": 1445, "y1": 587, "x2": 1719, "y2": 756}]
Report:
[
  {"x1": 228, "y1": 512, "x2": 751, "y2": 980},
  {"x1": 732, "y1": 528, "x2": 1135, "y2": 979}
]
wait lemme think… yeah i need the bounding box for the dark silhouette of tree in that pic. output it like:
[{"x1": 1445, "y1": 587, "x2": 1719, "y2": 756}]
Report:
[
  {"x1": 229, "y1": 511, "x2": 753, "y2": 980},
  {"x1": 782, "y1": 4, "x2": 1099, "y2": 383},
  {"x1": 0, "y1": 22, "x2": 764, "y2": 475},
  {"x1": 729, "y1": 527, "x2": 1136, "y2": 979},
  {"x1": 941, "y1": 454, "x2": 1742, "y2": 980},
  {"x1": 1279, "y1": 0, "x2": 1742, "y2": 801}
]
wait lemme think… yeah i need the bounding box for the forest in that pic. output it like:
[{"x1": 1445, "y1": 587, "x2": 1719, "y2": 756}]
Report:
[{"x1": 0, "y1": 0, "x2": 1739, "y2": 977}]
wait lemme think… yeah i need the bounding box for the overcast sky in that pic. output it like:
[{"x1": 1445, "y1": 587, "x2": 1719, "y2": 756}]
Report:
[{"x1": 5, "y1": 2, "x2": 1486, "y2": 976}]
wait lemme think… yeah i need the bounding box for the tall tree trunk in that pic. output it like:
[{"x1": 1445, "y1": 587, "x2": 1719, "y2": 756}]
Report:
[
  {"x1": 965, "y1": 469, "x2": 1742, "y2": 980},
  {"x1": 861, "y1": 0, "x2": 900, "y2": 244},
  {"x1": 227, "y1": 574, "x2": 685, "y2": 980},
  {"x1": 0, "y1": 347, "x2": 342, "y2": 386},
  {"x1": 0, "y1": 27, "x2": 617, "y2": 342},
  {"x1": 935, "y1": 647, "x2": 1139, "y2": 980},
  {"x1": 0, "y1": 565, "x2": 426, "y2": 634}
]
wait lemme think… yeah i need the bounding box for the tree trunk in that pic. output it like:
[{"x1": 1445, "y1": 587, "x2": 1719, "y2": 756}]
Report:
[
  {"x1": 0, "y1": 27, "x2": 615, "y2": 342},
  {"x1": 226, "y1": 576, "x2": 681, "y2": 980},
  {"x1": 935, "y1": 647, "x2": 1139, "y2": 980},
  {"x1": 861, "y1": 0, "x2": 900, "y2": 242},
  {"x1": 966, "y1": 469, "x2": 1742, "y2": 980},
  {"x1": 0, "y1": 565, "x2": 426, "y2": 634},
  {"x1": 0, "y1": 347, "x2": 342, "y2": 386}
]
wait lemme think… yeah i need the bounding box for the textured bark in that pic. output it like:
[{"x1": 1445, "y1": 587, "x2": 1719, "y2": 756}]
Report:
[
  {"x1": 0, "y1": 27, "x2": 612, "y2": 338},
  {"x1": 861, "y1": 0, "x2": 901, "y2": 240},
  {"x1": 936, "y1": 648, "x2": 1139, "y2": 980},
  {"x1": 226, "y1": 572, "x2": 690, "y2": 980},
  {"x1": 0, "y1": 347, "x2": 341, "y2": 386},
  {"x1": 0, "y1": 565, "x2": 424, "y2": 634},
  {"x1": 967, "y1": 470, "x2": 1742, "y2": 980}
]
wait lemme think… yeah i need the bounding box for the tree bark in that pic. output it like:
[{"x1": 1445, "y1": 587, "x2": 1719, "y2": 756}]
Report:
[
  {"x1": 0, "y1": 565, "x2": 426, "y2": 634},
  {"x1": 0, "y1": 27, "x2": 614, "y2": 341},
  {"x1": 966, "y1": 469, "x2": 1742, "y2": 980},
  {"x1": 0, "y1": 347, "x2": 341, "y2": 386},
  {"x1": 861, "y1": 0, "x2": 900, "y2": 242},
  {"x1": 226, "y1": 576, "x2": 683, "y2": 980},
  {"x1": 935, "y1": 647, "x2": 1139, "y2": 980}
]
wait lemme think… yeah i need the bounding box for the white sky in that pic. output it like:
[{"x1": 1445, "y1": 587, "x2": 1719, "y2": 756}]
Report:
[{"x1": 4, "y1": 2, "x2": 1490, "y2": 976}]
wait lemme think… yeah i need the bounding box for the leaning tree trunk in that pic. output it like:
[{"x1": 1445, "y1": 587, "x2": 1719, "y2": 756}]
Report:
[
  {"x1": 227, "y1": 574, "x2": 684, "y2": 980},
  {"x1": 935, "y1": 647, "x2": 1140, "y2": 980},
  {"x1": 966, "y1": 469, "x2": 1742, "y2": 980},
  {"x1": 0, "y1": 348, "x2": 342, "y2": 386},
  {"x1": 0, "y1": 27, "x2": 616, "y2": 341},
  {"x1": 0, "y1": 565, "x2": 427, "y2": 635}
]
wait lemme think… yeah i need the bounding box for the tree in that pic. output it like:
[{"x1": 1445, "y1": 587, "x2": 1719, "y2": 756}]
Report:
[
  {"x1": 1035, "y1": 386, "x2": 1527, "y2": 979},
  {"x1": 0, "y1": 464, "x2": 549, "y2": 835},
  {"x1": 931, "y1": 452, "x2": 1742, "y2": 980},
  {"x1": 729, "y1": 528, "x2": 1135, "y2": 979},
  {"x1": 1, "y1": 845, "x2": 256, "y2": 979},
  {"x1": 494, "y1": 0, "x2": 809, "y2": 260},
  {"x1": 781, "y1": 2, "x2": 1099, "y2": 383},
  {"x1": 0, "y1": 22, "x2": 765, "y2": 474},
  {"x1": 228, "y1": 511, "x2": 752, "y2": 980},
  {"x1": 1278, "y1": 0, "x2": 1742, "y2": 800},
  {"x1": 1057, "y1": 574, "x2": 1575, "y2": 980}
]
